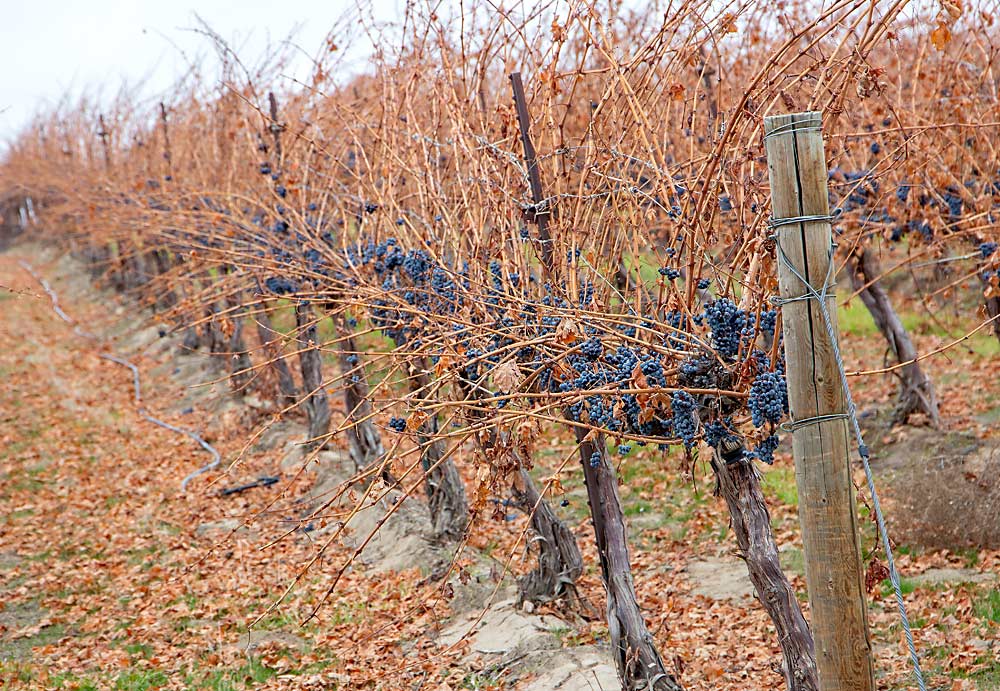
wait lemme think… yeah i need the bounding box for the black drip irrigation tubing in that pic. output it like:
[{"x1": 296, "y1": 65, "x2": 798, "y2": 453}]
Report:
[{"x1": 18, "y1": 260, "x2": 221, "y2": 491}]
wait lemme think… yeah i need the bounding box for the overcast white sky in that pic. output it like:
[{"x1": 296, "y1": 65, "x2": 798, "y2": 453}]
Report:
[{"x1": 0, "y1": 0, "x2": 404, "y2": 144}]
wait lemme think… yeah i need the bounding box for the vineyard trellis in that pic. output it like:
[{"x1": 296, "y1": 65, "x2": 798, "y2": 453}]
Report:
[{"x1": 3, "y1": 0, "x2": 999, "y2": 689}]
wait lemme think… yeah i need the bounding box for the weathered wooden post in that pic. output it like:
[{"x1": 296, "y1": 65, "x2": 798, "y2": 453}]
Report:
[
  {"x1": 509, "y1": 72, "x2": 554, "y2": 271},
  {"x1": 763, "y1": 111, "x2": 876, "y2": 691}
]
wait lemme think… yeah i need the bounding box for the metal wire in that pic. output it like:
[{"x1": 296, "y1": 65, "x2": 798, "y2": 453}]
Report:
[
  {"x1": 772, "y1": 236, "x2": 927, "y2": 691},
  {"x1": 778, "y1": 412, "x2": 849, "y2": 433},
  {"x1": 768, "y1": 212, "x2": 841, "y2": 228},
  {"x1": 763, "y1": 119, "x2": 823, "y2": 141}
]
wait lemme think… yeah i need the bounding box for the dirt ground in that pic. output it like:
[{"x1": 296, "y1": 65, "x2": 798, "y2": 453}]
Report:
[{"x1": 1, "y1": 242, "x2": 999, "y2": 690}]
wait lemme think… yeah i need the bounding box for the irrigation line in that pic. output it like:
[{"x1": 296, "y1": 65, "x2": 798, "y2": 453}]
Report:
[
  {"x1": 99, "y1": 354, "x2": 222, "y2": 490},
  {"x1": 18, "y1": 260, "x2": 220, "y2": 492},
  {"x1": 18, "y1": 260, "x2": 101, "y2": 341}
]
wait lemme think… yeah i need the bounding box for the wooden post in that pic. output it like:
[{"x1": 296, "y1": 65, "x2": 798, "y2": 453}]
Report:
[
  {"x1": 764, "y1": 111, "x2": 876, "y2": 691},
  {"x1": 509, "y1": 72, "x2": 554, "y2": 271},
  {"x1": 159, "y1": 103, "x2": 173, "y2": 180},
  {"x1": 97, "y1": 114, "x2": 111, "y2": 172}
]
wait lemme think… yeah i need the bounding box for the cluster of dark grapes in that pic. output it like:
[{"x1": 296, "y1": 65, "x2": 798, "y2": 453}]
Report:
[
  {"x1": 942, "y1": 187, "x2": 964, "y2": 219},
  {"x1": 580, "y1": 337, "x2": 603, "y2": 360},
  {"x1": 704, "y1": 298, "x2": 748, "y2": 359},
  {"x1": 559, "y1": 341, "x2": 680, "y2": 445},
  {"x1": 831, "y1": 167, "x2": 879, "y2": 213},
  {"x1": 247, "y1": 226, "x2": 792, "y2": 465},
  {"x1": 732, "y1": 371, "x2": 788, "y2": 464},
  {"x1": 890, "y1": 219, "x2": 933, "y2": 243},
  {"x1": 703, "y1": 417, "x2": 738, "y2": 448},
  {"x1": 264, "y1": 276, "x2": 297, "y2": 295},
  {"x1": 663, "y1": 310, "x2": 698, "y2": 348},
  {"x1": 670, "y1": 391, "x2": 698, "y2": 448},
  {"x1": 551, "y1": 306, "x2": 787, "y2": 459},
  {"x1": 341, "y1": 237, "x2": 466, "y2": 345},
  {"x1": 748, "y1": 434, "x2": 781, "y2": 464},
  {"x1": 831, "y1": 165, "x2": 1000, "y2": 247},
  {"x1": 748, "y1": 371, "x2": 789, "y2": 428},
  {"x1": 757, "y1": 309, "x2": 778, "y2": 339}
]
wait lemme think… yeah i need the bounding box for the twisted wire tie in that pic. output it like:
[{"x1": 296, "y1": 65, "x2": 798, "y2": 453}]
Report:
[
  {"x1": 762, "y1": 119, "x2": 823, "y2": 141},
  {"x1": 767, "y1": 208, "x2": 843, "y2": 230}
]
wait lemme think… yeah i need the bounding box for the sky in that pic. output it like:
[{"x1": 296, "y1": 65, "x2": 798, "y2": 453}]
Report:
[{"x1": 0, "y1": 0, "x2": 403, "y2": 144}]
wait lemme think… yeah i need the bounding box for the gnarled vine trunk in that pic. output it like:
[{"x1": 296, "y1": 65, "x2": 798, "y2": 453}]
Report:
[
  {"x1": 410, "y1": 366, "x2": 468, "y2": 540},
  {"x1": 508, "y1": 467, "x2": 584, "y2": 605},
  {"x1": 204, "y1": 302, "x2": 228, "y2": 362},
  {"x1": 123, "y1": 250, "x2": 148, "y2": 291},
  {"x1": 227, "y1": 308, "x2": 253, "y2": 393},
  {"x1": 340, "y1": 333, "x2": 386, "y2": 472},
  {"x1": 711, "y1": 443, "x2": 819, "y2": 691},
  {"x1": 182, "y1": 326, "x2": 201, "y2": 352},
  {"x1": 456, "y1": 377, "x2": 583, "y2": 603},
  {"x1": 295, "y1": 301, "x2": 331, "y2": 447},
  {"x1": 150, "y1": 248, "x2": 177, "y2": 311},
  {"x1": 572, "y1": 424, "x2": 682, "y2": 691},
  {"x1": 852, "y1": 248, "x2": 940, "y2": 426},
  {"x1": 254, "y1": 303, "x2": 298, "y2": 405},
  {"x1": 983, "y1": 277, "x2": 1000, "y2": 347},
  {"x1": 413, "y1": 407, "x2": 469, "y2": 540}
]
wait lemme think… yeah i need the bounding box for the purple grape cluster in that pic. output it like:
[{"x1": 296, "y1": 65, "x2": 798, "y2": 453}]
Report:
[
  {"x1": 748, "y1": 372, "x2": 788, "y2": 427},
  {"x1": 749, "y1": 434, "x2": 780, "y2": 464},
  {"x1": 580, "y1": 337, "x2": 603, "y2": 360},
  {"x1": 942, "y1": 187, "x2": 963, "y2": 219},
  {"x1": 670, "y1": 390, "x2": 698, "y2": 449},
  {"x1": 704, "y1": 298, "x2": 747, "y2": 360},
  {"x1": 757, "y1": 309, "x2": 778, "y2": 339},
  {"x1": 703, "y1": 417, "x2": 738, "y2": 449},
  {"x1": 264, "y1": 276, "x2": 296, "y2": 295}
]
